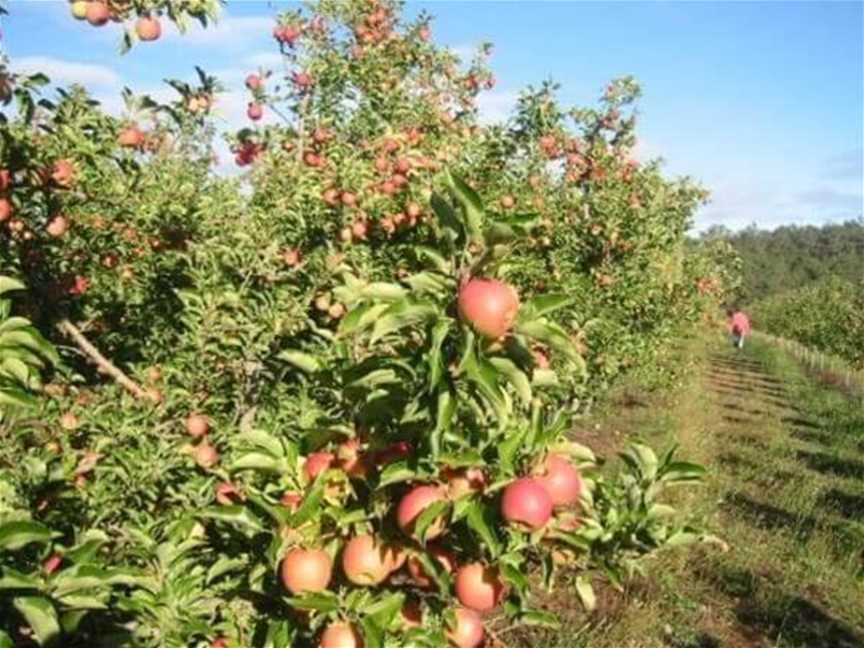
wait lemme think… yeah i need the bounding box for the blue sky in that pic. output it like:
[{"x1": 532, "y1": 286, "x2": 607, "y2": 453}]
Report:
[{"x1": 1, "y1": 1, "x2": 861, "y2": 232}]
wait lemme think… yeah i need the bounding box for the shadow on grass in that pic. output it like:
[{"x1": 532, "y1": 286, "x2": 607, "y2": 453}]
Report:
[
  {"x1": 735, "y1": 595, "x2": 864, "y2": 648},
  {"x1": 818, "y1": 488, "x2": 864, "y2": 520},
  {"x1": 782, "y1": 416, "x2": 822, "y2": 430},
  {"x1": 718, "y1": 453, "x2": 759, "y2": 474},
  {"x1": 722, "y1": 492, "x2": 817, "y2": 539},
  {"x1": 722, "y1": 401, "x2": 771, "y2": 418},
  {"x1": 791, "y1": 428, "x2": 834, "y2": 446},
  {"x1": 796, "y1": 450, "x2": 864, "y2": 480},
  {"x1": 695, "y1": 561, "x2": 864, "y2": 648},
  {"x1": 723, "y1": 414, "x2": 758, "y2": 426}
]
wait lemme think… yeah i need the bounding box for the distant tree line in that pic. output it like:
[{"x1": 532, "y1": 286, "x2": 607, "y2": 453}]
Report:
[{"x1": 700, "y1": 219, "x2": 864, "y2": 303}]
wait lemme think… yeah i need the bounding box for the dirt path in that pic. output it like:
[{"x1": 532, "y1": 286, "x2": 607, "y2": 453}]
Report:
[{"x1": 536, "y1": 337, "x2": 864, "y2": 648}]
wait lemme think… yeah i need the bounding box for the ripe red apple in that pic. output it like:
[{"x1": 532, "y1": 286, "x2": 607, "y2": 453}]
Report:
[
  {"x1": 281, "y1": 491, "x2": 302, "y2": 511},
  {"x1": 406, "y1": 544, "x2": 456, "y2": 588},
  {"x1": 304, "y1": 152, "x2": 323, "y2": 167},
  {"x1": 135, "y1": 15, "x2": 161, "y2": 41},
  {"x1": 43, "y1": 554, "x2": 62, "y2": 574},
  {"x1": 313, "y1": 127, "x2": 332, "y2": 144},
  {"x1": 0, "y1": 169, "x2": 10, "y2": 191},
  {"x1": 247, "y1": 103, "x2": 263, "y2": 121},
  {"x1": 341, "y1": 191, "x2": 358, "y2": 207},
  {"x1": 46, "y1": 216, "x2": 69, "y2": 238},
  {"x1": 245, "y1": 74, "x2": 263, "y2": 91},
  {"x1": 60, "y1": 412, "x2": 79, "y2": 431},
  {"x1": 457, "y1": 278, "x2": 520, "y2": 339},
  {"x1": 500, "y1": 195, "x2": 515, "y2": 209},
  {"x1": 397, "y1": 485, "x2": 447, "y2": 539},
  {"x1": 350, "y1": 220, "x2": 368, "y2": 240},
  {"x1": 186, "y1": 414, "x2": 209, "y2": 438},
  {"x1": 118, "y1": 125, "x2": 145, "y2": 148},
  {"x1": 337, "y1": 438, "x2": 367, "y2": 479},
  {"x1": 0, "y1": 198, "x2": 12, "y2": 222},
  {"x1": 85, "y1": 2, "x2": 110, "y2": 26},
  {"x1": 418, "y1": 25, "x2": 431, "y2": 41},
  {"x1": 447, "y1": 607, "x2": 484, "y2": 648},
  {"x1": 50, "y1": 160, "x2": 75, "y2": 187},
  {"x1": 281, "y1": 548, "x2": 333, "y2": 594},
  {"x1": 194, "y1": 441, "x2": 218, "y2": 469},
  {"x1": 293, "y1": 71, "x2": 313, "y2": 89},
  {"x1": 319, "y1": 622, "x2": 362, "y2": 648},
  {"x1": 374, "y1": 440, "x2": 412, "y2": 465},
  {"x1": 536, "y1": 454, "x2": 582, "y2": 508},
  {"x1": 211, "y1": 639, "x2": 227, "y2": 648},
  {"x1": 454, "y1": 563, "x2": 505, "y2": 612},
  {"x1": 501, "y1": 477, "x2": 553, "y2": 529},
  {"x1": 322, "y1": 188, "x2": 340, "y2": 206},
  {"x1": 304, "y1": 451, "x2": 335, "y2": 481},
  {"x1": 215, "y1": 481, "x2": 241, "y2": 505},
  {"x1": 342, "y1": 534, "x2": 399, "y2": 585}
]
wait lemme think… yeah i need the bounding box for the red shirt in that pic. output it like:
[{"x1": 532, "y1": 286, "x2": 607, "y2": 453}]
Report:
[{"x1": 729, "y1": 312, "x2": 750, "y2": 334}]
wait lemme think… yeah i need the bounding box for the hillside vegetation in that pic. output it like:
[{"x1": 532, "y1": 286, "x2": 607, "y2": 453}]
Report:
[{"x1": 703, "y1": 220, "x2": 864, "y2": 303}]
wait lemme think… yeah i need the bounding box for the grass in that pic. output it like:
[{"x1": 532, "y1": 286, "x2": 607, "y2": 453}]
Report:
[{"x1": 512, "y1": 332, "x2": 864, "y2": 647}]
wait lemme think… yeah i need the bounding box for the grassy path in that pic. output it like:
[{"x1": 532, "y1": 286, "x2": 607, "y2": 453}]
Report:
[{"x1": 539, "y1": 335, "x2": 864, "y2": 647}]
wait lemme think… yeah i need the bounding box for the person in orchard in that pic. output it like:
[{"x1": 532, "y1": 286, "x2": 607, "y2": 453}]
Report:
[{"x1": 726, "y1": 307, "x2": 751, "y2": 349}]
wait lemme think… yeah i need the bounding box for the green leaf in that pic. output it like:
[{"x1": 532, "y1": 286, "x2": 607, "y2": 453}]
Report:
[
  {"x1": 427, "y1": 319, "x2": 452, "y2": 393},
  {"x1": 338, "y1": 303, "x2": 389, "y2": 337},
  {"x1": 0, "y1": 629, "x2": 14, "y2": 648},
  {"x1": 414, "y1": 245, "x2": 451, "y2": 273},
  {"x1": 489, "y1": 357, "x2": 532, "y2": 404},
  {"x1": 289, "y1": 476, "x2": 325, "y2": 528},
  {"x1": 198, "y1": 506, "x2": 266, "y2": 536},
  {"x1": 466, "y1": 501, "x2": 501, "y2": 557},
  {"x1": 51, "y1": 565, "x2": 113, "y2": 598},
  {"x1": 360, "y1": 615, "x2": 384, "y2": 648},
  {"x1": 13, "y1": 596, "x2": 60, "y2": 646},
  {"x1": 377, "y1": 460, "x2": 418, "y2": 489},
  {"x1": 515, "y1": 319, "x2": 582, "y2": 366},
  {"x1": 0, "y1": 567, "x2": 40, "y2": 590},
  {"x1": 230, "y1": 452, "x2": 289, "y2": 474},
  {"x1": 574, "y1": 575, "x2": 596, "y2": 612},
  {"x1": 277, "y1": 350, "x2": 321, "y2": 373},
  {"x1": 365, "y1": 591, "x2": 405, "y2": 630},
  {"x1": 461, "y1": 348, "x2": 508, "y2": 421},
  {"x1": 430, "y1": 388, "x2": 456, "y2": 459},
  {"x1": 413, "y1": 499, "x2": 450, "y2": 544},
  {"x1": 519, "y1": 294, "x2": 574, "y2": 321},
  {"x1": 0, "y1": 277, "x2": 25, "y2": 297},
  {"x1": 445, "y1": 171, "x2": 484, "y2": 241},
  {"x1": 0, "y1": 387, "x2": 38, "y2": 410},
  {"x1": 0, "y1": 520, "x2": 55, "y2": 551},
  {"x1": 431, "y1": 192, "x2": 463, "y2": 237},
  {"x1": 519, "y1": 608, "x2": 560, "y2": 628},
  {"x1": 369, "y1": 299, "x2": 438, "y2": 344},
  {"x1": 285, "y1": 591, "x2": 340, "y2": 613}
]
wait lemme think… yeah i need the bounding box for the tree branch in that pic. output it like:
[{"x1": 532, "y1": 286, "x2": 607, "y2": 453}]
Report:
[{"x1": 56, "y1": 318, "x2": 148, "y2": 400}]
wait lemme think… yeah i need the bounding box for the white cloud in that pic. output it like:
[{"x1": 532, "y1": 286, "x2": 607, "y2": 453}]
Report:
[
  {"x1": 162, "y1": 15, "x2": 274, "y2": 47},
  {"x1": 11, "y1": 56, "x2": 120, "y2": 88},
  {"x1": 476, "y1": 89, "x2": 517, "y2": 125},
  {"x1": 244, "y1": 51, "x2": 286, "y2": 70}
]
